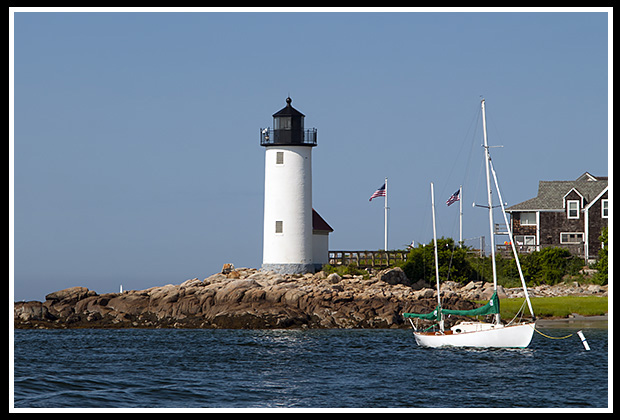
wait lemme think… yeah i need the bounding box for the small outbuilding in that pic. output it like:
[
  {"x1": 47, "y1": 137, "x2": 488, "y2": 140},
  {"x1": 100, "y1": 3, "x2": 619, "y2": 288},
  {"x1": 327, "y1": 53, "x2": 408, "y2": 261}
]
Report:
[{"x1": 312, "y1": 209, "x2": 333, "y2": 271}]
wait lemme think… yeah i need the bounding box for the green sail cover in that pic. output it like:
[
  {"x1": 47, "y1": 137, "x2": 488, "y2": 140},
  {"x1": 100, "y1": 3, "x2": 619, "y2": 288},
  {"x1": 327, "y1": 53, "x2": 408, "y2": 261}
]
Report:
[
  {"x1": 403, "y1": 305, "x2": 442, "y2": 321},
  {"x1": 402, "y1": 292, "x2": 500, "y2": 320},
  {"x1": 442, "y1": 291, "x2": 500, "y2": 317}
]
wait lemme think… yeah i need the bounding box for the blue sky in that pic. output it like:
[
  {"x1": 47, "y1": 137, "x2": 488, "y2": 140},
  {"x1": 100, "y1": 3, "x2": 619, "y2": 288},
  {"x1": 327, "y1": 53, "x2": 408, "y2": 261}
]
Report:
[{"x1": 11, "y1": 9, "x2": 610, "y2": 301}]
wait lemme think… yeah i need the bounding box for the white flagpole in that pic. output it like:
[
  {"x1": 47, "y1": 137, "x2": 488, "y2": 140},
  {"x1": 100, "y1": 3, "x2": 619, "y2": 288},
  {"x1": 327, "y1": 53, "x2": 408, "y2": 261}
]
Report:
[
  {"x1": 459, "y1": 185, "x2": 463, "y2": 247},
  {"x1": 384, "y1": 177, "x2": 388, "y2": 251}
]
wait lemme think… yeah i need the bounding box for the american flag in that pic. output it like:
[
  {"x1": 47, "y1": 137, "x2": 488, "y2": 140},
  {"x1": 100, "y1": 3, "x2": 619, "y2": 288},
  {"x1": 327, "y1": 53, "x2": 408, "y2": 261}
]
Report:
[
  {"x1": 369, "y1": 183, "x2": 386, "y2": 201},
  {"x1": 446, "y1": 189, "x2": 460, "y2": 206}
]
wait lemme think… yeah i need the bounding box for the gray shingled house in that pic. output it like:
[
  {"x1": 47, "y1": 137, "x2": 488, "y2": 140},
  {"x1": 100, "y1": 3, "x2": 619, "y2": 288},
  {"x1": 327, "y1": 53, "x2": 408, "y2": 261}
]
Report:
[{"x1": 505, "y1": 172, "x2": 608, "y2": 262}]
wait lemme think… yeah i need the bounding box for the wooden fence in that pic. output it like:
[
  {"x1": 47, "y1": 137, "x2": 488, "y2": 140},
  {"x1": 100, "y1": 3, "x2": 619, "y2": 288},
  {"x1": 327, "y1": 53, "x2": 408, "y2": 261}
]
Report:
[
  {"x1": 328, "y1": 250, "x2": 409, "y2": 268},
  {"x1": 496, "y1": 243, "x2": 585, "y2": 258}
]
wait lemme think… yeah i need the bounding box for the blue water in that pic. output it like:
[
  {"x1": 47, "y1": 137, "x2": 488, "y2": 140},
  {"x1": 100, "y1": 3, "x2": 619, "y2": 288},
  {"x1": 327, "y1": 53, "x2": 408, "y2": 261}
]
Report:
[{"x1": 13, "y1": 326, "x2": 608, "y2": 409}]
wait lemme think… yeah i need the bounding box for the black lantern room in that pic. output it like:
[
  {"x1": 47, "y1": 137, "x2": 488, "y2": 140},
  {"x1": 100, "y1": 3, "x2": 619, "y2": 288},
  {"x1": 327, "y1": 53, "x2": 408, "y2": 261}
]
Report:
[{"x1": 260, "y1": 97, "x2": 317, "y2": 147}]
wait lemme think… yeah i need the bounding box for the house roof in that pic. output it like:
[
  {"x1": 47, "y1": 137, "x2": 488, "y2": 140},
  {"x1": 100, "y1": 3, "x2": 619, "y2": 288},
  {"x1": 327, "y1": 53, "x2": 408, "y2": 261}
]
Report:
[
  {"x1": 312, "y1": 209, "x2": 333, "y2": 232},
  {"x1": 506, "y1": 172, "x2": 608, "y2": 212}
]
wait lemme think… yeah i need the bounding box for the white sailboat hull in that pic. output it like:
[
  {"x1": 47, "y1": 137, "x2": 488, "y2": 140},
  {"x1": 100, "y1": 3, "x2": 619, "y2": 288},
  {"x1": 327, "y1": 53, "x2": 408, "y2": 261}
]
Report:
[
  {"x1": 413, "y1": 322, "x2": 536, "y2": 348},
  {"x1": 408, "y1": 102, "x2": 537, "y2": 350}
]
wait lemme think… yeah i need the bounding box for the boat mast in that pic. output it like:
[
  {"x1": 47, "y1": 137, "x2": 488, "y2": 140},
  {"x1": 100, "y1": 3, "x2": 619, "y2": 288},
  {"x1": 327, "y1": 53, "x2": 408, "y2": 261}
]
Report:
[
  {"x1": 430, "y1": 182, "x2": 444, "y2": 331},
  {"x1": 488, "y1": 159, "x2": 536, "y2": 320},
  {"x1": 481, "y1": 99, "x2": 501, "y2": 324}
]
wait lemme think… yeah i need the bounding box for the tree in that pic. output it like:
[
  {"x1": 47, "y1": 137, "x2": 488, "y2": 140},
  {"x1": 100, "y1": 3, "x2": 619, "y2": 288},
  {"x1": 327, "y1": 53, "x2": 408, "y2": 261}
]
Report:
[
  {"x1": 400, "y1": 237, "x2": 478, "y2": 285},
  {"x1": 520, "y1": 247, "x2": 583, "y2": 285},
  {"x1": 593, "y1": 227, "x2": 608, "y2": 285}
]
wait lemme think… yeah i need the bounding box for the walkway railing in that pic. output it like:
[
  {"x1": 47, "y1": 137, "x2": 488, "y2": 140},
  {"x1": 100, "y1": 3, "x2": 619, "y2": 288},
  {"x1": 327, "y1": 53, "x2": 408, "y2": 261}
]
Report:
[{"x1": 328, "y1": 250, "x2": 409, "y2": 268}]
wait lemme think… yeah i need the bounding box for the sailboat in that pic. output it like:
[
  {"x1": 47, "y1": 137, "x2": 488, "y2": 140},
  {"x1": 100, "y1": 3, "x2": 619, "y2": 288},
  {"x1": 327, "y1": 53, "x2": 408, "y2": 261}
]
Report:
[{"x1": 403, "y1": 99, "x2": 536, "y2": 348}]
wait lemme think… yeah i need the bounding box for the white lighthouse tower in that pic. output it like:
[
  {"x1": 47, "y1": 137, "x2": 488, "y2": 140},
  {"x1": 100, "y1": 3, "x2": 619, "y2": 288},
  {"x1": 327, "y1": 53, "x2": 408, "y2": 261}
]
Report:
[{"x1": 260, "y1": 97, "x2": 318, "y2": 274}]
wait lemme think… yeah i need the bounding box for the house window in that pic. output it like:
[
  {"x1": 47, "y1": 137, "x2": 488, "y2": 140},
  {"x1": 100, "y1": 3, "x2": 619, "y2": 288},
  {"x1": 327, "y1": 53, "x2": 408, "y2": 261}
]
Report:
[
  {"x1": 276, "y1": 152, "x2": 284, "y2": 165},
  {"x1": 560, "y1": 232, "x2": 584, "y2": 244},
  {"x1": 519, "y1": 212, "x2": 537, "y2": 226},
  {"x1": 602, "y1": 199, "x2": 608, "y2": 218},
  {"x1": 275, "y1": 220, "x2": 283, "y2": 234},
  {"x1": 514, "y1": 235, "x2": 536, "y2": 252},
  {"x1": 515, "y1": 235, "x2": 536, "y2": 245},
  {"x1": 567, "y1": 200, "x2": 580, "y2": 219}
]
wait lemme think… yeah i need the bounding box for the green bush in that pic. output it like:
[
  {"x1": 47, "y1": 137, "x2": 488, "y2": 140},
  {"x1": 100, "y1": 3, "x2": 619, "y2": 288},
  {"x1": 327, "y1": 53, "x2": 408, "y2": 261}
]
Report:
[
  {"x1": 400, "y1": 237, "x2": 478, "y2": 285},
  {"x1": 467, "y1": 254, "x2": 523, "y2": 288},
  {"x1": 400, "y1": 237, "x2": 589, "y2": 287},
  {"x1": 327, "y1": 238, "x2": 597, "y2": 288},
  {"x1": 593, "y1": 227, "x2": 608, "y2": 285},
  {"x1": 520, "y1": 247, "x2": 583, "y2": 285}
]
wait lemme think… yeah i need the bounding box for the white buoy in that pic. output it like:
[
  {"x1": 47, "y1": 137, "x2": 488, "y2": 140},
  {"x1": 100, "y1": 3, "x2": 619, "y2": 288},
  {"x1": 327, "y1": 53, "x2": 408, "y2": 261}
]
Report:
[
  {"x1": 120, "y1": 284, "x2": 123, "y2": 294},
  {"x1": 577, "y1": 330, "x2": 590, "y2": 350}
]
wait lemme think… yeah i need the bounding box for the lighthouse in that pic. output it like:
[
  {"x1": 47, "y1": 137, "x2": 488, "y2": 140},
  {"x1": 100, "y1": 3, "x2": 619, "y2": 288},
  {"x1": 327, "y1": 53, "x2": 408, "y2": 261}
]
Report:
[{"x1": 260, "y1": 97, "x2": 320, "y2": 274}]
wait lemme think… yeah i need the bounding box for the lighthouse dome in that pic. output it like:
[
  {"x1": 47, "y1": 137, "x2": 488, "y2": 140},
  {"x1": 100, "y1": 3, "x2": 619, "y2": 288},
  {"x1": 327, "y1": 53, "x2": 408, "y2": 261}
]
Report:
[{"x1": 260, "y1": 97, "x2": 317, "y2": 147}]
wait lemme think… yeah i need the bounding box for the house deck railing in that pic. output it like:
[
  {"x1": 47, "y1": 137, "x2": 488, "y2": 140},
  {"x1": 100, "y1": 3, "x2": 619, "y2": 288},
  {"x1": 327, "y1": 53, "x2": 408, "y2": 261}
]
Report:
[{"x1": 496, "y1": 243, "x2": 585, "y2": 258}]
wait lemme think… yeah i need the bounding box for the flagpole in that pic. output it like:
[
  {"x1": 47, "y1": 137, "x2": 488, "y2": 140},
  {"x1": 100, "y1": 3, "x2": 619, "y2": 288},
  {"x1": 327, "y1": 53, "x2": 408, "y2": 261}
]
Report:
[
  {"x1": 384, "y1": 177, "x2": 388, "y2": 251},
  {"x1": 459, "y1": 185, "x2": 463, "y2": 248}
]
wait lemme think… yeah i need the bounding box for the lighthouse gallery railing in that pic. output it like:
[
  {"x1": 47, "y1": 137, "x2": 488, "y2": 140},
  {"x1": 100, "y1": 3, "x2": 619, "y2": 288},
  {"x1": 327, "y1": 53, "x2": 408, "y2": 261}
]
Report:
[{"x1": 260, "y1": 128, "x2": 317, "y2": 146}]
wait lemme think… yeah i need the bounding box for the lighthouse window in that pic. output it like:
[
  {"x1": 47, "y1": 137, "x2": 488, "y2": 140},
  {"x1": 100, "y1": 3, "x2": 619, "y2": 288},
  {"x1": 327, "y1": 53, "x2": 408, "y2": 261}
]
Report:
[
  {"x1": 275, "y1": 221, "x2": 283, "y2": 234},
  {"x1": 276, "y1": 151, "x2": 284, "y2": 165},
  {"x1": 274, "y1": 117, "x2": 292, "y2": 130}
]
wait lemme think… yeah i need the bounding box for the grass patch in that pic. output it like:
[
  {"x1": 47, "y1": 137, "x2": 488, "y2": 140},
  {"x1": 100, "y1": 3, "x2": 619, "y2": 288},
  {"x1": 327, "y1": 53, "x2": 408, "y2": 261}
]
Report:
[{"x1": 475, "y1": 296, "x2": 608, "y2": 319}]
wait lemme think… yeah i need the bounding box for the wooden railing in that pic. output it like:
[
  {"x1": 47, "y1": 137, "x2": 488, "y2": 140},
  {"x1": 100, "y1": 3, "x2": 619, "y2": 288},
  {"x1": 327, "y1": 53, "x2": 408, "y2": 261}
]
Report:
[
  {"x1": 496, "y1": 243, "x2": 585, "y2": 258},
  {"x1": 328, "y1": 250, "x2": 409, "y2": 268}
]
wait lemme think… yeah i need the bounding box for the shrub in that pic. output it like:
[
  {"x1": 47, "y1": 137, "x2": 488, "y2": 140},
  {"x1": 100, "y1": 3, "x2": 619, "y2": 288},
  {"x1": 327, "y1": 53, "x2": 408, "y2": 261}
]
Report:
[
  {"x1": 521, "y1": 247, "x2": 583, "y2": 285},
  {"x1": 400, "y1": 237, "x2": 478, "y2": 285},
  {"x1": 592, "y1": 227, "x2": 608, "y2": 285}
]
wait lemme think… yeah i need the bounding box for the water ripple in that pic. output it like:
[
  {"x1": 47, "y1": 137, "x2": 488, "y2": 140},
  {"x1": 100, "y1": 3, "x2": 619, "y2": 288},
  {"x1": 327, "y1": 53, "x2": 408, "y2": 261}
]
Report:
[{"x1": 13, "y1": 327, "x2": 608, "y2": 408}]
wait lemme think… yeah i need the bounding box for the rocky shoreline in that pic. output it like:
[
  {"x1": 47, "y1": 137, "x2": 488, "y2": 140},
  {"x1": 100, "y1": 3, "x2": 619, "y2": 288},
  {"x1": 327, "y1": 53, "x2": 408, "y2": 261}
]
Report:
[{"x1": 14, "y1": 267, "x2": 608, "y2": 330}]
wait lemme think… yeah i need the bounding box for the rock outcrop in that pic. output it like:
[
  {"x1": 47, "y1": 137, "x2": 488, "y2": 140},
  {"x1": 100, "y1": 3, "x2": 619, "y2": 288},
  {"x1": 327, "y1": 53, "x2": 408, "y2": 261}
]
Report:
[
  {"x1": 14, "y1": 268, "x2": 464, "y2": 329},
  {"x1": 14, "y1": 268, "x2": 607, "y2": 330}
]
